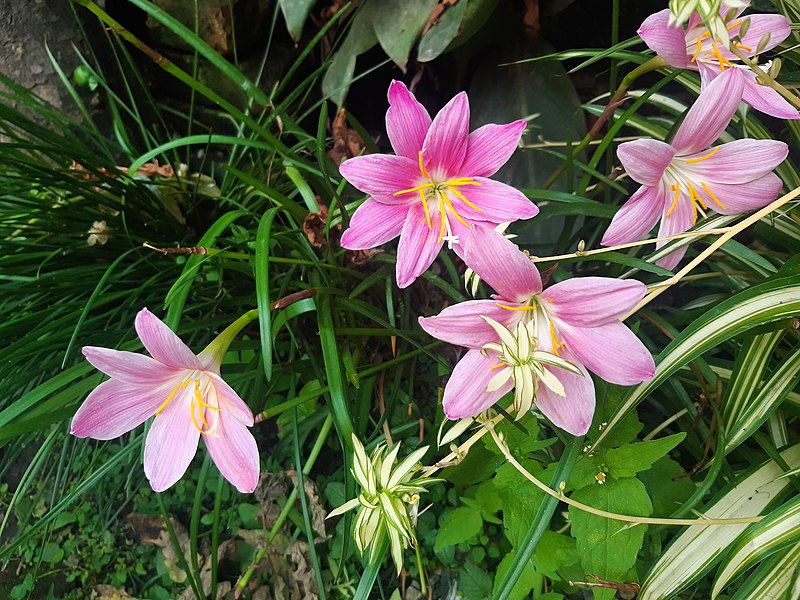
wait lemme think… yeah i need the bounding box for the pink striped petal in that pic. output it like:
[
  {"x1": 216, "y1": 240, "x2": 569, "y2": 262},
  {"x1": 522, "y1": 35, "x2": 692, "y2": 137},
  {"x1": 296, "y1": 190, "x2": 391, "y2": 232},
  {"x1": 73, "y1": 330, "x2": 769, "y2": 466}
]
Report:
[
  {"x1": 386, "y1": 81, "x2": 432, "y2": 160},
  {"x1": 542, "y1": 278, "x2": 647, "y2": 327},
  {"x1": 339, "y1": 154, "x2": 422, "y2": 204},
  {"x1": 82, "y1": 346, "x2": 180, "y2": 383},
  {"x1": 682, "y1": 139, "x2": 788, "y2": 183},
  {"x1": 443, "y1": 349, "x2": 513, "y2": 419},
  {"x1": 395, "y1": 204, "x2": 444, "y2": 288},
  {"x1": 454, "y1": 178, "x2": 538, "y2": 223},
  {"x1": 535, "y1": 354, "x2": 594, "y2": 436},
  {"x1": 135, "y1": 308, "x2": 201, "y2": 369},
  {"x1": 601, "y1": 184, "x2": 665, "y2": 246},
  {"x1": 209, "y1": 373, "x2": 254, "y2": 426},
  {"x1": 422, "y1": 92, "x2": 470, "y2": 177},
  {"x1": 418, "y1": 300, "x2": 524, "y2": 349},
  {"x1": 557, "y1": 321, "x2": 655, "y2": 386},
  {"x1": 698, "y1": 173, "x2": 783, "y2": 215},
  {"x1": 458, "y1": 120, "x2": 526, "y2": 178},
  {"x1": 144, "y1": 388, "x2": 201, "y2": 492},
  {"x1": 638, "y1": 9, "x2": 690, "y2": 68},
  {"x1": 617, "y1": 139, "x2": 675, "y2": 186},
  {"x1": 204, "y1": 412, "x2": 260, "y2": 493},
  {"x1": 340, "y1": 200, "x2": 408, "y2": 250},
  {"x1": 463, "y1": 227, "x2": 542, "y2": 302},
  {"x1": 672, "y1": 68, "x2": 745, "y2": 155},
  {"x1": 732, "y1": 14, "x2": 789, "y2": 56},
  {"x1": 655, "y1": 191, "x2": 695, "y2": 270},
  {"x1": 71, "y1": 378, "x2": 176, "y2": 440},
  {"x1": 742, "y1": 74, "x2": 800, "y2": 120}
]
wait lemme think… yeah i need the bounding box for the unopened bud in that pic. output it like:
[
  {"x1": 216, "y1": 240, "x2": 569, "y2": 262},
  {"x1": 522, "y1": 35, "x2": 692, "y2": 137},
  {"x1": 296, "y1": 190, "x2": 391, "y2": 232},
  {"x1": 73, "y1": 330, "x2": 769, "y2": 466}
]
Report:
[
  {"x1": 723, "y1": 6, "x2": 738, "y2": 23},
  {"x1": 756, "y1": 32, "x2": 771, "y2": 55},
  {"x1": 769, "y1": 58, "x2": 782, "y2": 79},
  {"x1": 737, "y1": 17, "x2": 750, "y2": 40}
]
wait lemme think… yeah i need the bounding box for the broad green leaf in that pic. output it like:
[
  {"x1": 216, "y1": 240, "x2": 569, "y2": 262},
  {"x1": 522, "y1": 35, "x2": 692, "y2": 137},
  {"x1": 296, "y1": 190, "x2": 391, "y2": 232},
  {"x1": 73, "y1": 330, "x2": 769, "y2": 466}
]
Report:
[
  {"x1": 712, "y1": 494, "x2": 800, "y2": 598},
  {"x1": 417, "y1": 0, "x2": 468, "y2": 62},
  {"x1": 638, "y1": 457, "x2": 697, "y2": 518},
  {"x1": 639, "y1": 443, "x2": 800, "y2": 599},
  {"x1": 729, "y1": 542, "x2": 800, "y2": 600},
  {"x1": 460, "y1": 561, "x2": 494, "y2": 600},
  {"x1": 493, "y1": 551, "x2": 542, "y2": 600},
  {"x1": 322, "y1": 8, "x2": 378, "y2": 106},
  {"x1": 279, "y1": 0, "x2": 318, "y2": 41},
  {"x1": 604, "y1": 433, "x2": 686, "y2": 479},
  {"x1": 494, "y1": 462, "x2": 547, "y2": 548},
  {"x1": 725, "y1": 345, "x2": 800, "y2": 453},
  {"x1": 570, "y1": 477, "x2": 653, "y2": 600},
  {"x1": 722, "y1": 330, "x2": 784, "y2": 435},
  {"x1": 596, "y1": 275, "x2": 800, "y2": 449},
  {"x1": 369, "y1": 0, "x2": 438, "y2": 70},
  {"x1": 435, "y1": 505, "x2": 482, "y2": 552}
]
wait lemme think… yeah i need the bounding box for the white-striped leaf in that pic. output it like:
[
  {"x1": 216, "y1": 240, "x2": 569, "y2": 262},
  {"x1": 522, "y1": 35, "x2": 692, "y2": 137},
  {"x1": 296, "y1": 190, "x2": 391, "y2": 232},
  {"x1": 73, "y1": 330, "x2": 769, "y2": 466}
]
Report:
[
  {"x1": 725, "y1": 345, "x2": 800, "y2": 453},
  {"x1": 729, "y1": 542, "x2": 800, "y2": 600},
  {"x1": 722, "y1": 330, "x2": 784, "y2": 431},
  {"x1": 596, "y1": 276, "x2": 800, "y2": 449},
  {"x1": 638, "y1": 443, "x2": 800, "y2": 600},
  {"x1": 712, "y1": 494, "x2": 800, "y2": 598}
]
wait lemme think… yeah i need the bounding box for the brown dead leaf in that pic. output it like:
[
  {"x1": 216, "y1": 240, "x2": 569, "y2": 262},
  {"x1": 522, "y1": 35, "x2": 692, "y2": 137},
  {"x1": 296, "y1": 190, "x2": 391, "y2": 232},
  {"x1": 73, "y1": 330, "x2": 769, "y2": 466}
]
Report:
[
  {"x1": 303, "y1": 206, "x2": 340, "y2": 249},
  {"x1": 523, "y1": 0, "x2": 540, "y2": 37},
  {"x1": 254, "y1": 470, "x2": 289, "y2": 528},
  {"x1": 285, "y1": 471, "x2": 328, "y2": 542},
  {"x1": 327, "y1": 108, "x2": 365, "y2": 166},
  {"x1": 125, "y1": 513, "x2": 166, "y2": 545},
  {"x1": 346, "y1": 248, "x2": 383, "y2": 266},
  {"x1": 91, "y1": 585, "x2": 137, "y2": 600}
]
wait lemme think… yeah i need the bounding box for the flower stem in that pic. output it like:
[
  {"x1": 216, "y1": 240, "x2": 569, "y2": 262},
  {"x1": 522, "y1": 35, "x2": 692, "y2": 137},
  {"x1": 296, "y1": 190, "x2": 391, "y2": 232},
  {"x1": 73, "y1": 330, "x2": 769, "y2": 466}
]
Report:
[
  {"x1": 728, "y1": 45, "x2": 800, "y2": 109},
  {"x1": 542, "y1": 56, "x2": 668, "y2": 190}
]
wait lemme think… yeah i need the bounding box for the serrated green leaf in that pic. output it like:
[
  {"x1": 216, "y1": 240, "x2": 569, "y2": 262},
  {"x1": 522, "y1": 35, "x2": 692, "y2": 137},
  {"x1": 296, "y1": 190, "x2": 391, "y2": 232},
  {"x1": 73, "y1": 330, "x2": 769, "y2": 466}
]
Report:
[
  {"x1": 638, "y1": 457, "x2": 696, "y2": 517},
  {"x1": 604, "y1": 433, "x2": 686, "y2": 479},
  {"x1": 570, "y1": 477, "x2": 653, "y2": 600},
  {"x1": 597, "y1": 275, "x2": 800, "y2": 449},
  {"x1": 533, "y1": 531, "x2": 578, "y2": 580},
  {"x1": 435, "y1": 505, "x2": 482, "y2": 552},
  {"x1": 640, "y1": 443, "x2": 800, "y2": 600},
  {"x1": 712, "y1": 494, "x2": 800, "y2": 598},
  {"x1": 460, "y1": 561, "x2": 494, "y2": 600},
  {"x1": 494, "y1": 462, "x2": 547, "y2": 548}
]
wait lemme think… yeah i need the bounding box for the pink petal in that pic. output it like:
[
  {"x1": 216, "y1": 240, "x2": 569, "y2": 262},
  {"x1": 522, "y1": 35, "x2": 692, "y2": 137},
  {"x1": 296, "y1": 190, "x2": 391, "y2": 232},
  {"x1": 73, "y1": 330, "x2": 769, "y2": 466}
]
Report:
[
  {"x1": 682, "y1": 139, "x2": 788, "y2": 183},
  {"x1": 135, "y1": 308, "x2": 201, "y2": 369},
  {"x1": 617, "y1": 139, "x2": 675, "y2": 186},
  {"x1": 422, "y1": 92, "x2": 470, "y2": 177},
  {"x1": 385, "y1": 80, "x2": 432, "y2": 160},
  {"x1": 672, "y1": 68, "x2": 745, "y2": 155},
  {"x1": 144, "y1": 387, "x2": 201, "y2": 492},
  {"x1": 732, "y1": 14, "x2": 790, "y2": 56},
  {"x1": 82, "y1": 346, "x2": 180, "y2": 383},
  {"x1": 442, "y1": 349, "x2": 513, "y2": 419},
  {"x1": 418, "y1": 300, "x2": 524, "y2": 349},
  {"x1": 462, "y1": 227, "x2": 542, "y2": 302},
  {"x1": 542, "y1": 278, "x2": 647, "y2": 328},
  {"x1": 742, "y1": 73, "x2": 800, "y2": 120},
  {"x1": 655, "y1": 194, "x2": 695, "y2": 270},
  {"x1": 71, "y1": 378, "x2": 176, "y2": 440},
  {"x1": 601, "y1": 184, "x2": 665, "y2": 246},
  {"x1": 698, "y1": 173, "x2": 783, "y2": 215},
  {"x1": 638, "y1": 9, "x2": 690, "y2": 68},
  {"x1": 204, "y1": 412, "x2": 260, "y2": 493},
  {"x1": 458, "y1": 120, "x2": 526, "y2": 178},
  {"x1": 557, "y1": 321, "x2": 655, "y2": 386},
  {"x1": 535, "y1": 354, "x2": 594, "y2": 436},
  {"x1": 340, "y1": 200, "x2": 408, "y2": 250},
  {"x1": 339, "y1": 154, "x2": 422, "y2": 204},
  {"x1": 453, "y1": 178, "x2": 539, "y2": 223},
  {"x1": 395, "y1": 203, "x2": 444, "y2": 288},
  {"x1": 210, "y1": 373, "x2": 255, "y2": 426}
]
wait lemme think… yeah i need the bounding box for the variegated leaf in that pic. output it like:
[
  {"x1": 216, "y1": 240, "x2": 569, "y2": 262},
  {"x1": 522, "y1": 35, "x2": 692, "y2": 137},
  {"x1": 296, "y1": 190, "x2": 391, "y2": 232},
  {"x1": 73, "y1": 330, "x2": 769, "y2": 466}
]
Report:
[{"x1": 728, "y1": 542, "x2": 800, "y2": 600}]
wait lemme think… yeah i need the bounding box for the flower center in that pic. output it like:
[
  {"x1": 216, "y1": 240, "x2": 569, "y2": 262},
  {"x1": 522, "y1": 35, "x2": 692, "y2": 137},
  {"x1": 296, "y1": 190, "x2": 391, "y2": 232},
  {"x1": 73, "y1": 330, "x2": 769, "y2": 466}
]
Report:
[
  {"x1": 665, "y1": 149, "x2": 727, "y2": 224},
  {"x1": 496, "y1": 298, "x2": 566, "y2": 357},
  {"x1": 155, "y1": 372, "x2": 220, "y2": 435},
  {"x1": 688, "y1": 19, "x2": 752, "y2": 72},
  {"x1": 394, "y1": 152, "x2": 483, "y2": 248}
]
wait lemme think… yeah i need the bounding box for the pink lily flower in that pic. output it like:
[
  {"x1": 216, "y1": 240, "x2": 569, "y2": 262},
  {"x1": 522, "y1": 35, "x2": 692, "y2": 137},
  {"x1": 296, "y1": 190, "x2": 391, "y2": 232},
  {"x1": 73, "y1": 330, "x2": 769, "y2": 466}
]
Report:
[
  {"x1": 639, "y1": 1, "x2": 799, "y2": 119},
  {"x1": 71, "y1": 308, "x2": 259, "y2": 493},
  {"x1": 339, "y1": 80, "x2": 538, "y2": 288},
  {"x1": 418, "y1": 234, "x2": 655, "y2": 436},
  {"x1": 602, "y1": 68, "x2": 788, "y2": 270}
]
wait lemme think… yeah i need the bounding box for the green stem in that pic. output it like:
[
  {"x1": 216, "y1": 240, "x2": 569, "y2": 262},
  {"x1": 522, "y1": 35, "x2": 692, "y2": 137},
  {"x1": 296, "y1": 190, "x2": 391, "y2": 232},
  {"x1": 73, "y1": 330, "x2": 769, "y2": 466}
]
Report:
[
  {"x1": 728, "y1": 45, "x2": 800, "y2": 109},
  {"x1": 493, "y1": 436, "x2": 582, "y2": 600},
  {"x1": 542, "y1": 56, "x2": 668, "y2": 190}
]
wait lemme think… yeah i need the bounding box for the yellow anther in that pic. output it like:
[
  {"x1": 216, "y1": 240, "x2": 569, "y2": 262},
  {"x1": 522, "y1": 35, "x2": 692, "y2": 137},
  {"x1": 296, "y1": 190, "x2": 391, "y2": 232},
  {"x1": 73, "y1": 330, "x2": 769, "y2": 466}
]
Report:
[
  {"x1": 489, "y1": 362, "x2": 506, "y2": 370},
  {"x1": 419, "y1": 190, "x2": 432, "y2": 229},
  {"x1": 700, "y1": 182, "x2": 726, "y2": 210},
  {"x1": 418, "y1": 151, "x2": 431, "y2": 180},
  {"x1": 155, "y1": 379, "x2": 189, "y2": 415},
  {"x1": 497, "y1": 304, "x2": 537, "y2": 311},
  {"x1": 687, "y1": 182, "x2": 708, "y2": 211},
  {"x1": 440, "y1": 190, "x2": 470, "y2": 227},
  {"x1": 447, "y1": 184, "x2": 481, "y2": 211},
  {"x1": 666, "y1": 182, "x2": 681, "y2": 218},
  {"x1": 686, "y1": 146, "x2": 721, "y2": 163},
  {"x1": 549, "y1": 321, "x2": 565, "y2": 357},
  {"x1": 691, "y1": 36, "x2": 703, "y2": 62}
]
